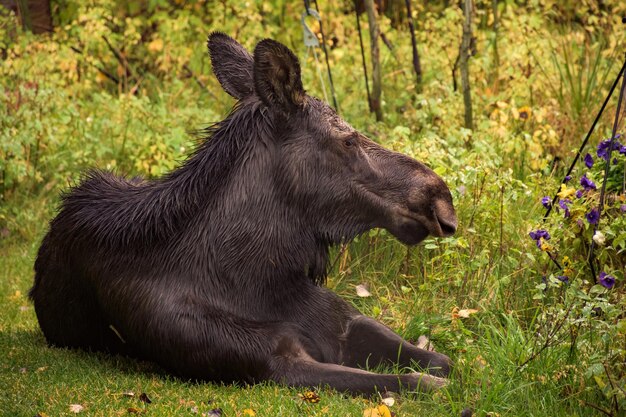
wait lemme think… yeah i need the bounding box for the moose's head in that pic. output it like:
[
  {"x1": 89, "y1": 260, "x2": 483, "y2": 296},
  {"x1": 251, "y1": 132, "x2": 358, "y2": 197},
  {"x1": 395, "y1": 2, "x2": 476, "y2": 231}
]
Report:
[{"x1": 208, "y1": 32, "x2": 457, "y2": 246}]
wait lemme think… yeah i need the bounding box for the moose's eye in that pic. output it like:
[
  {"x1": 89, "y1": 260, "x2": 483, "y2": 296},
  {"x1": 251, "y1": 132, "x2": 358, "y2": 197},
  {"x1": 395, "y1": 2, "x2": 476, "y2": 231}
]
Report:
[{"x1": 343, "y1": 137, "x2": 357, "y2": 149}]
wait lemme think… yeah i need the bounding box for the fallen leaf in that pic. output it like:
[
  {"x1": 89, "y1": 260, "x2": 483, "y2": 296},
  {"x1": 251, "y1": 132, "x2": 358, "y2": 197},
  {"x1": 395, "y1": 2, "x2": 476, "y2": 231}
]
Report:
[
  {"x1": 363, "y1": 404, "x2": 393, "y2": 417},
  {"x1": 139, "y1": 393, "x2": 152, "y2": 404},
  {"x1": 298, "y1": 390, "x2": 321, "y2": 403},
  {"x1": 458, "y1": 308, "x2": 479, "y2": 318},
  {"x1": 69, "y1": 404, "x2": 84, "y2": 413},
  {"x1": 242, "y1": 409, "x2": 256, "y2": 416},
  {"x1": 127, "y1": 407, "x2": 144, "y2": 414},
  {"x1": 355, "y1": 284, "x2": 371, "y2": 298},
  {"x1": 380, "y1": 396, "x2": 395, "y2": 407},
  {"x1": 415, "y1": 335, "x2": 434, "y2": 351},
  {"x1": 123, "y1": 391, "x2": 135, "y2": 398},
  {"x1": 451, "y1": 307, "x2": 479, "y2": 319},
  {"x1": 35, "y1": 413, "x2": 49, "y2": 417}
]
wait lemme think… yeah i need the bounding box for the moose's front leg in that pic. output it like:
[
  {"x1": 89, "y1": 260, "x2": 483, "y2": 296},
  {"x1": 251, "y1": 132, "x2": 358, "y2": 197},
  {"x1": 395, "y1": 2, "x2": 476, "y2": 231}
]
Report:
[
  {"x1": 340, "y1": 316, "x2": 451, "y2": 377},
  {"x1": 270, "y1": 338, "x2": 446, "y2": 395}
]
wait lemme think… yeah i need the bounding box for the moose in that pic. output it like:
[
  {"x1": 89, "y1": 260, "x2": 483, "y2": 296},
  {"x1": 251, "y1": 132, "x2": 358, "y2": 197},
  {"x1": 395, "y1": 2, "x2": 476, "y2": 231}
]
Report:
[{"x1": 30, "y1": 33, "x2": 458, "y2": 395}]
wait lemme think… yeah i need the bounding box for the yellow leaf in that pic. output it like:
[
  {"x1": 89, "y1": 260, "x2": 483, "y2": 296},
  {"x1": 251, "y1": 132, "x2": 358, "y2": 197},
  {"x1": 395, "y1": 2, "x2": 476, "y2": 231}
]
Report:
[
  {"x1": 557, "y1": 184, "x2": 576, "y2": 200},
  {"x1": 148, "y1": 38, "x2": 164, "y2": 52},
  {"x1": 363, "y1": 404, "x2": 392, "y2": 417},
  {"x1": 593, "y1": 375, "x2": 606, "y2": 389},
  {"x1": 298, "y1": 391, "x2": 321, "y2": 403},
  {"x1": 242, "y1": 409, "x2": 256, "y2": 416}
]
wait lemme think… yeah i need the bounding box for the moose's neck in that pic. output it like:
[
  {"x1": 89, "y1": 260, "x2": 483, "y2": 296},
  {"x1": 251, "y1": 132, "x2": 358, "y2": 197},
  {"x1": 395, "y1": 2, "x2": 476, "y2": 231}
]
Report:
[
  {"x1": 169, "y1": 104, "x2": 329, "y2": 286},
  {"x1": 201, "y1": 150, "x2": 329, "y2": 286}
]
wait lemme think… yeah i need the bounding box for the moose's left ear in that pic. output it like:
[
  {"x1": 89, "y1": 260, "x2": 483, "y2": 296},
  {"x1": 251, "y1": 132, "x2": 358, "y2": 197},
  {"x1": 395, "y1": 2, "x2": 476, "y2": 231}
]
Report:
[
  {"x1": 207, "y1": 32, "x2": 254, "y2": 100},
  {"x1": 253, "y1": 39, "x2": 305, "y2": 112}
]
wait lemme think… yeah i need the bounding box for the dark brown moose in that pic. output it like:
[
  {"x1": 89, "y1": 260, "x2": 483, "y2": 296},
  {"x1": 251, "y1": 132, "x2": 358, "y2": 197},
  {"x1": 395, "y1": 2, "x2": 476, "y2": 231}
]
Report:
[{"x1": 30, "y1": 33, "x2": 458, "y2": 395}]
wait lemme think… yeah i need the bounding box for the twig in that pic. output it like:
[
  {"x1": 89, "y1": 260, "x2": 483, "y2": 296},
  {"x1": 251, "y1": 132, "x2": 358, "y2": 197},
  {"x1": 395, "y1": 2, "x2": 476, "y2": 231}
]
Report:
[
  {"x1": 69, "y1": 45, "x2": 119, "y2": 84},
  {"x1": 603, "y1": 362, "x2": 622, "y2": 414},
  {"x1": 328, "y1": 243, "x2": 349, "y2": 274},
  {"x1": 102, "y1": 35, "x2": 134, "y2": 78},
  {"x1": 182, "y1": 64, "x2": 218, "y2": 100},
  {"x1": 452, "y1": 52, "x2": 460, "y2": 92},
  {"x1": 517, "y1": 304, "x2": 573, "y2": 370},
  {"x1": 581, "y1": 400, "x2": 613, "y2": 417},
  {"x1": 380, "y1": 32, "x2": 407, "y2": 78}
]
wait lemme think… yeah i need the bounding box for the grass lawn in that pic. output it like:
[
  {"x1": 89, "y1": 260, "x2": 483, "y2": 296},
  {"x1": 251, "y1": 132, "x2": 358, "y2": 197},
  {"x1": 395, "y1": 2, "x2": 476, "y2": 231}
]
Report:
[{"x1": 0, "y1": 224, "x2": 598, "y2": 416}]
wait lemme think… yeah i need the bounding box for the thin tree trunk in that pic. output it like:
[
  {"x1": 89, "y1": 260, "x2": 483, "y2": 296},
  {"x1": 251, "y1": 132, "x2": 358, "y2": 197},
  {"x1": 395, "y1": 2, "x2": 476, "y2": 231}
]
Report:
[
  {"x1": 491, "y1": 0, "x2": 500, "y2": 92},
  {"x1": 355, "y1": 8, "x2": 372, "y2": 113},
  {"x1": 364, "y1": 0, "x2": 383, "y2": 121},
  {"x1": 13, "y1": 0, "x2": 52, "y2": 33},
  {"x1": 460, "y1": 0, "x2": 473, "y2": 130},
  {"x1": 404, "y1": 0, "x2": 422, "y2": 92}
]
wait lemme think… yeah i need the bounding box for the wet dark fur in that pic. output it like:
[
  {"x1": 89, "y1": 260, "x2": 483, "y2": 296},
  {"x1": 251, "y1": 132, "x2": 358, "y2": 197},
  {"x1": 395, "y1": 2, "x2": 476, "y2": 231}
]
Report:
[{"x1": 30, "y1": 33, "x2": 458, "y2": 395}]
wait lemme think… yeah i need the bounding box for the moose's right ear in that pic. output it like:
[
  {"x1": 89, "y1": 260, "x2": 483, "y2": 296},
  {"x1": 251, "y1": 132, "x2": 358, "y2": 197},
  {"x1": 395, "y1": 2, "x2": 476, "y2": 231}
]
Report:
[{"x1": 207, "y1": 32, "x2": 254, "y2": 100}]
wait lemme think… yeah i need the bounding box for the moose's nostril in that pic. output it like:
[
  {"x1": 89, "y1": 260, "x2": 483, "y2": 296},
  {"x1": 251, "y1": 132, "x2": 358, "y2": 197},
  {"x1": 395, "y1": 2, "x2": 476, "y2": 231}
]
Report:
[
  {"x1": 432, "y1": 196, "x2": 457, "y2": 237},
  {"x1": 438, "y1": 218, "x2": 457, "y2": 236}
]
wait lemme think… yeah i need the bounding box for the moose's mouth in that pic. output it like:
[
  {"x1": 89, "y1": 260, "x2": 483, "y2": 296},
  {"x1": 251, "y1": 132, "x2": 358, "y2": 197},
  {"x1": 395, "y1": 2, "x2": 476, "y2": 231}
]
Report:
[
  {"x1": 387, "y1": 207, "x2": 457, "y2": 246},
  {"x1": 390, "y1": 217, "x2": 430, "y2": 245},
  {"x1": 357, "y1": 184, "x2": 457, "y2": 245}
]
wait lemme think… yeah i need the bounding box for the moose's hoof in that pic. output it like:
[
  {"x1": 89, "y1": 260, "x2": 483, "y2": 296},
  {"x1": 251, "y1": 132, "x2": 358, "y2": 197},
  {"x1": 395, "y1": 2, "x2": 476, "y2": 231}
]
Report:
[
  {"x1": 415, "y1": 335, "x2": 435, "y2": 351},
  {"x1": 407, "y1": 372, "x2": 449, "y2": 392}
]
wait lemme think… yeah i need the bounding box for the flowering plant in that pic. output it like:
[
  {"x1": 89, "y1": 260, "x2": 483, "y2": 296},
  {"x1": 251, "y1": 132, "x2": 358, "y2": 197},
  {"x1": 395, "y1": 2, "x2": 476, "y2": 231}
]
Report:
[
  {"x1": 527, "y1": 133, "x2": 626, "y2": 408},
  {"x1": 531, "y1": 134, "x2": 626, "y2": 288}
]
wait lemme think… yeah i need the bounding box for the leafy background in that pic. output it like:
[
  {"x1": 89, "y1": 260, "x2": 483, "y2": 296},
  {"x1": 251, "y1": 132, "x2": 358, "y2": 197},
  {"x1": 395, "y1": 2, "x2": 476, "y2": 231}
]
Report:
[{"x1": 1, "y1": 0, "x2": 626, "y2": 415}]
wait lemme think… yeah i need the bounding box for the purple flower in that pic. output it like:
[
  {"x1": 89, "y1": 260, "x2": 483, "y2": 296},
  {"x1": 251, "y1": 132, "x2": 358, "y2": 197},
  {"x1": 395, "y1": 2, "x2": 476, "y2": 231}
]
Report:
[
  {"x1": 584, "y1": 153, "x2": 594, "y2": 168},
  {"x1": 586, "y1": 208, "x2": 600, "y2": 224},
  {"x1": 576, "y1": 189, "x2": 584, "y2": 198},
  {"x1": 598, "y1": 272, "x2": 615, "y2": 289},
  {"x1": 580, "y1": 175, "x2": 596, "y2": 191},
  {"x1": 556, "y1": 275, "x2": 569, "y2": 284},
  {"x1": 621, "y1": 204, "x2": 626, "y2": 213},
  {"x1": 597, "y1": 137, "x2": 623, "y2": 161},
  {"x1": 558, "y1": 199, "x2": 571, "y2": 217},
  {"x1": 541, "y1": 196, "x2": 551, "y2": 208},
  {"x1": 620, "y1": 145, "x2": 626, "y2": 155},
  {"x1": 564, "y1": 175, "x2": 572, "y2": 183},
  {"x1": 529, "y1": 229, "x2": 551, "y2": 248},
  {"x1": 529, "y1": 229, "x2": 550, "y2": 240}
]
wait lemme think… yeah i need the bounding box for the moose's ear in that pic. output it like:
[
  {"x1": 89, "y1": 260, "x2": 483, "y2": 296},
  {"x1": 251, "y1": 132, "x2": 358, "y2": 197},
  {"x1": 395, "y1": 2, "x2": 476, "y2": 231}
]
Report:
[
  {"x1": 207, "y1": 32, "x2": 254, "y2": 100},
  {"x1": 253, "y1": 39, "x2": 305, "y2": 112}
]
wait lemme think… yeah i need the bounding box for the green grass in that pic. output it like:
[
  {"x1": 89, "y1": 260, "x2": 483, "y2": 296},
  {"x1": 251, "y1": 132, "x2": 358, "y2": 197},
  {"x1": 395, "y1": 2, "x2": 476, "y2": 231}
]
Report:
[{"x1": 0, "y1": 217, "x2": 603, "y2": 416}]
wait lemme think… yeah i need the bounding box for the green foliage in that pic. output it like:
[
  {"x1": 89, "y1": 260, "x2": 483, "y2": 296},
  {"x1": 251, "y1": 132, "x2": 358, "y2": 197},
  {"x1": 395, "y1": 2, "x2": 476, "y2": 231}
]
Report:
[{"x1": 1, "y1": 0, "x2": 626, "y2": 415}]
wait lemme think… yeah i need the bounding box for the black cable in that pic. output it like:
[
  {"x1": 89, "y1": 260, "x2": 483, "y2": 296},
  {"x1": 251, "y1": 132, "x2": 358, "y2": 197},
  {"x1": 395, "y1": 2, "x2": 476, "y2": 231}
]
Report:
[{"x1": 543, "y1": 58, "x2": 626, "y2": 221}]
